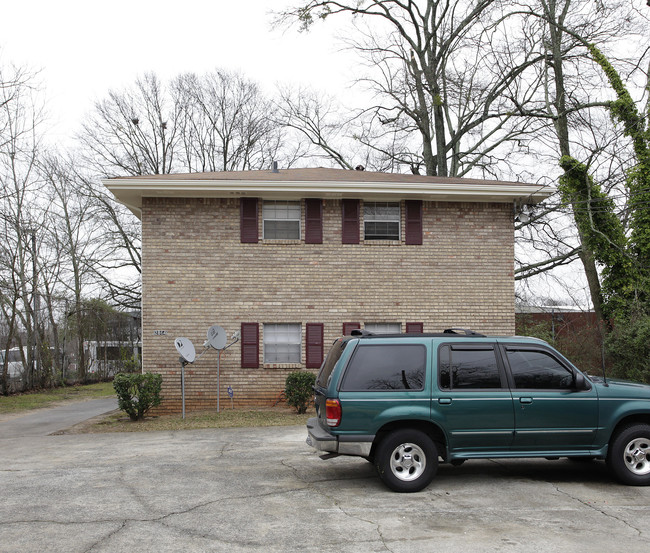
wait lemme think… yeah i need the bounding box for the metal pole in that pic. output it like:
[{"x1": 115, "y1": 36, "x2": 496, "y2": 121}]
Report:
[
  {"x1": 181, "y1": 362, "x2": 186, "y2": 419},
  {"x1": 217, "y1": 350, "x2": 221, "y2": 413}
]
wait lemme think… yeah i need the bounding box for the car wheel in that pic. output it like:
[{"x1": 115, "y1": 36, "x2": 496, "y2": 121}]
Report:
[
  {"x1": 607, "y1": 424, "x2": 650, "y2": 486},
  {"x1": 375, "y1": 429, "x2": 438, "y2": 492}
]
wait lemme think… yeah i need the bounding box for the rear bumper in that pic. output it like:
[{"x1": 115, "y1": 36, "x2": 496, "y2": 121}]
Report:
[{"x1": 306, "y1": 417, "x2": 373, "y2": 457}]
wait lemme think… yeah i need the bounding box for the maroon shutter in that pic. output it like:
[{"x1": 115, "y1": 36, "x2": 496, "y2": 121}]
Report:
[
  {"x1": 406, "y1": 322, "x2": 424, "y2": 333},
  {"x1": 305, "y1": 323, "x2": 324, "y2": 368},
  {"x1": 305, "y1": 199, "x2": 323, "y2": 244},
  {"x1": 240, "y1": 198, "x2": 258, "y2": 243},
  {"x1": 240, "y1": 323, "x2": 259, "y2": 368},
  {"x1": 342, "y1": 322, "x2": 361, "y2": 335},
  {"x1": 405, "y1": 200, "x2": 423, "y2": 245},
  {"x1": 341, "y1": 199, "x2": 360, "y2": 244}
]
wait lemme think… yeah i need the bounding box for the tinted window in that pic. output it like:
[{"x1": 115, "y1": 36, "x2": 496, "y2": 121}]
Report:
[
  {"x1": 341, "y1": 344, "x2": 426, "y2": 391},
  {"x1": 439, "y1": 345, "x2": 502, "y2": 389},
  {"x1": 316, "y1": 339, "x2": 348, "y2": 388},
  {"x1": 506, "y1": 349, "x2": 574, "y2": 389}
]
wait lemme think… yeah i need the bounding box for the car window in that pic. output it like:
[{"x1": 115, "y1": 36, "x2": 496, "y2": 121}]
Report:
[
  {"x1": 340, "y1": 344, "x2": 426, "y2": 391},
  {"x1": 506, "y1": 349, "x2": 574, "y2": 389},
  {"x1": 439, "y1": 345, "x2": 502, "y2": 390},
  {"x1": 316, "y1": 339, "x2": 348, "y2": 388}
]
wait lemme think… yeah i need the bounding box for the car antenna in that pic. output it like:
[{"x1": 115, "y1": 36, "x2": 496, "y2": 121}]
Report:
[{"x1": 600, "y1": 335, "x2": 609, "y2": 386}]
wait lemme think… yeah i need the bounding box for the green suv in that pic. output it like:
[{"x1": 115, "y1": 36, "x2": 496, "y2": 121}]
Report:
[{"x1": 306, "y1": 329, "x2": 650, "y2": 492}]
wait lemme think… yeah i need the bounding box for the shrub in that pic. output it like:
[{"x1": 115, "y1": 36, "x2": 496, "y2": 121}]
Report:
[
  {"x1": 113, "y1": 372, "x2": 163, "y2": 421},
  {"x1": 606, "y1": 312, "x2": 650, "y2": 384},
  {"x1": 285, "y1": 371, "x2": 316, "y2": 414}
]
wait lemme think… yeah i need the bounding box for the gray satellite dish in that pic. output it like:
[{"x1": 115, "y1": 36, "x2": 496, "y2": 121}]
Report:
[
  {"x1": 174, "y1": 337, "x2": 196, "y2": 363},
  {"x1": 207, "y1": 325, "x2": 227, "y2": 350}
]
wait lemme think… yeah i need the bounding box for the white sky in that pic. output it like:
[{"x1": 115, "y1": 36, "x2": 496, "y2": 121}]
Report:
[{"x1": 1, "y1": 0, "x2": 353, "y2": 142}]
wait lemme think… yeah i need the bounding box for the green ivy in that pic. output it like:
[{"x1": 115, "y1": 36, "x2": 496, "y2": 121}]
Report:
[{"x1": 558, "y1": 155, "x2": 634, "y2": 318}]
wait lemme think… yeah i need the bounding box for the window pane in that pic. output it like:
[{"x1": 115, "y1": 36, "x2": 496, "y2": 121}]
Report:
[
  {"x1": 364, "y1": 202, "x2": 400, "y2": 240},
  {"x1": 451, "y1": 348, "x2": 501, "y2": 389},
  {"x1": 439, "y1": 345, "x2": 451, "y2": 390},
  {"x1": 507, "y1": 350, "x2": 574, "y2": 389},
  {"x1": 365, "y1": 323, "x2": 401, "y2": 334},
  {"x1": 341, "y1": 344, "x2": 426, "y2": 391},
  {"x1": 263, "y1": 201, "x2": 301, "y2": 239},
  {"x1": 263, "y1": 324, "x2": 301, "y2": 363}
]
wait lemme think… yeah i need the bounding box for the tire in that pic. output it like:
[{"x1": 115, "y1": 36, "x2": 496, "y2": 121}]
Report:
[
  {"x1": 607, "y1": 424, "x2": 650, "y2": 486},
  {"x1": 375, "y1": 429, "x2": 438, "y2": 492}
]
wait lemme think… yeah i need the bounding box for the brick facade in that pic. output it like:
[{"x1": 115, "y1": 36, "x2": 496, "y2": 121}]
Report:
[{"x1": 141, "y1": 196, "x2": 515, "y2": 413}]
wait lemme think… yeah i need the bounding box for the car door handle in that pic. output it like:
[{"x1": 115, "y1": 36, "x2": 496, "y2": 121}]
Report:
[
  {"x1": 519, "y1": 397, "x2": 533, "y2": 404},
  {"x1": 438, "y1": 398, "x2": 452, "y2": 405}
]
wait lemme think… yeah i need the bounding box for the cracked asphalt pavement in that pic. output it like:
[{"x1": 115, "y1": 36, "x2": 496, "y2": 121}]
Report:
[{"x1": 1, "y1": 424, "x2": 649, "y2": 552}]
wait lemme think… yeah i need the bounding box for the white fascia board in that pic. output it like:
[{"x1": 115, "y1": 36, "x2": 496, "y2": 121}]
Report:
[{"x1": 103, "y1": 178, "x2": 555, "y2": 217}]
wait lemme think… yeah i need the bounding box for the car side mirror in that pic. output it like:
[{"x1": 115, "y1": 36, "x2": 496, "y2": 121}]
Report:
[{"x1": 574, "y1": 372, "x2": 588, "y2": 391}]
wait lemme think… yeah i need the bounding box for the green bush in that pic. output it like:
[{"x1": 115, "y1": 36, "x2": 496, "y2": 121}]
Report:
[
  {"x1": 285, "y1": 371, "x2": 316, "y2": 414},
  {"x1": 605, "y1": 312, "x2": 650, "y2": 384},
  {"x1": 113, "y1": 372, "x2": 163, "y2": 421}
]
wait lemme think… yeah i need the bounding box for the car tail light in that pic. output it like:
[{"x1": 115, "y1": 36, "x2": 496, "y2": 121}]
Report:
[{"x1": 326, "y1": 398, "x2": 341, "y2": 427}]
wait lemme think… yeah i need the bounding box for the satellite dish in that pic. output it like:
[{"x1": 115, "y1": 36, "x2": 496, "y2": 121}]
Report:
[
  {"x1": 174, "y1": 337, "x2": 196, "y2": 363},
  {"x1": 207, "y1": 325, "x2": 227, "y2": 350}
]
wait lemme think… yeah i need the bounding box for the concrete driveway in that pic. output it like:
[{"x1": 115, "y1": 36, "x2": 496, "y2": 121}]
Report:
[{"x1": 1, "y1": 418, "x2": 649, "y2": 553}]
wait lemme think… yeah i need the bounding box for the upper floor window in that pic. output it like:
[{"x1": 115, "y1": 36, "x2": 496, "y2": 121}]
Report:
[
  {"x1": 364, "y1": 202, "x2": 400, "y2": 241},
  {"x1": 263, "y1": 201, "x2": 301, "y2": 240}
]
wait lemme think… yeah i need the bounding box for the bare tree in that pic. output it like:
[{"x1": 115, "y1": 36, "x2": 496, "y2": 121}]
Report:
[
  {"x1": 172, "y1": 70, "x2": 291, "y2": 172},
  {"x1": 278, "y1": 0, "x2": 550, "y2": 177},
  {"x1": 78, "y1": 73, "x2": 180, "y2": 177}
]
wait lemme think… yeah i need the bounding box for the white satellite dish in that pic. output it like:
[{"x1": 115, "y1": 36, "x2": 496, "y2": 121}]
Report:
[
  {"x1": 174, "y1": 337, "x2": 196, "y2": 363},
  {"x1": 207, "y1": 325, "x2": 227, "y2": 350}
]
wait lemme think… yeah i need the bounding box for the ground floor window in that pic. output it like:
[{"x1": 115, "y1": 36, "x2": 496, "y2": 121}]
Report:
[
  {"x1": 365, "y1": 323, "x2": 402, "y2": 334},
  {"x1": 263, "y1": 323, "x2": 301, "y2": 363}
]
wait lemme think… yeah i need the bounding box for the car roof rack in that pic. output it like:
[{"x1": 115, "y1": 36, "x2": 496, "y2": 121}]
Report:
[
  {"x1": 349, "y1": 328, "x2": 485, "y2": 338},
  {"x1": 443, "y1": 328, "x2": 484, "y2": 336}
]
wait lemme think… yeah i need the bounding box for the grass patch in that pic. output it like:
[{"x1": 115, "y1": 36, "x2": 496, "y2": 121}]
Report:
[
  {"x1": 0, "y1": 382, "x2": 115, "y2": 414},
  {"x1": 72, "y1": 406, "x2": 314, "y2": 434}
]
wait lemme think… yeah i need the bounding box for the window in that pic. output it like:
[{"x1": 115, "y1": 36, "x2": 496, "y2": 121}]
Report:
[
  {"x1": 263, "y1": 201, "x2": 301, "y2": 239},
  {"x1": 263, "y1": 324, "x2": 301, "y2": 364},
  {"x1": 364, "y1": 201, "x2": 400, "y2": 240},
  {"x1": 506, "y1": 349, "x2": 575, "y2": 389},
  {"x1": 439, "y1": 345, "x2": 502, "y2": 389},
  {"x1": 341, "y1": 344, "x2": 426, "y2": 391},
  {"x1": 365, "y1": 323, "x2": 401, "y2": 334}
]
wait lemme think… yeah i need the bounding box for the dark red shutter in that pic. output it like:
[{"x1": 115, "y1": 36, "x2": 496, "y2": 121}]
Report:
[
  {"x1": 305, "y1": 323, "x2": 324, "y2": 368},
  {"x1": 406, "y1": 322, "x2": 424, "y2": 333},
  {"x1": 405, "y1": 200, "x2": 423, "y2": 245},
  {"x1": 341, "y1": 199, "x2": 360, "y2": 244},
  {"x1": 305, "y1": 199, "x2": 323, "y2": 244},
  {"x1": 342, "y1": 322, "x2": 361, "y2": 335},
  {"x1": 240, "y1": 198, "x2": 258, "y2": 243},
  {"x1": 240, "y1": 323, "x2": 259, "y2": 368}
]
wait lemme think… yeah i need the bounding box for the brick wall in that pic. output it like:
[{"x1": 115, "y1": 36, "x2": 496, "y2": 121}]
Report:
[{"x1": 141, "y1": 197, "x2": 514, "y2": 413}]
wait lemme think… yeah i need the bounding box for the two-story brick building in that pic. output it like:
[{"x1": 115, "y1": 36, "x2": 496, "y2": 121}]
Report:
[{"x1": 104, "y1": 167, "x2": 552, "y2": 412}]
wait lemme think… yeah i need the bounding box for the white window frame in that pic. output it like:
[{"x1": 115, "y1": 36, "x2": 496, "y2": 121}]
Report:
[
  {"x1": 363, "y1": 201, "x2": 401, "y2": 241},
  {"x1": 262, "y1": 200, "x2": 301, "y2": 240},
  {"x1": 364, "y1": 323, "x2": 402, "y2": 334},
  {"x1": 263, "y1": 323, "x2": 302, "y2": 364}
]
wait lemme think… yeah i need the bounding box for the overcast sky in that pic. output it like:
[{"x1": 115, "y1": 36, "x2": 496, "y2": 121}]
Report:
[{"x1": 1, "y1": 0, "x2": 353, "y2": 142}]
